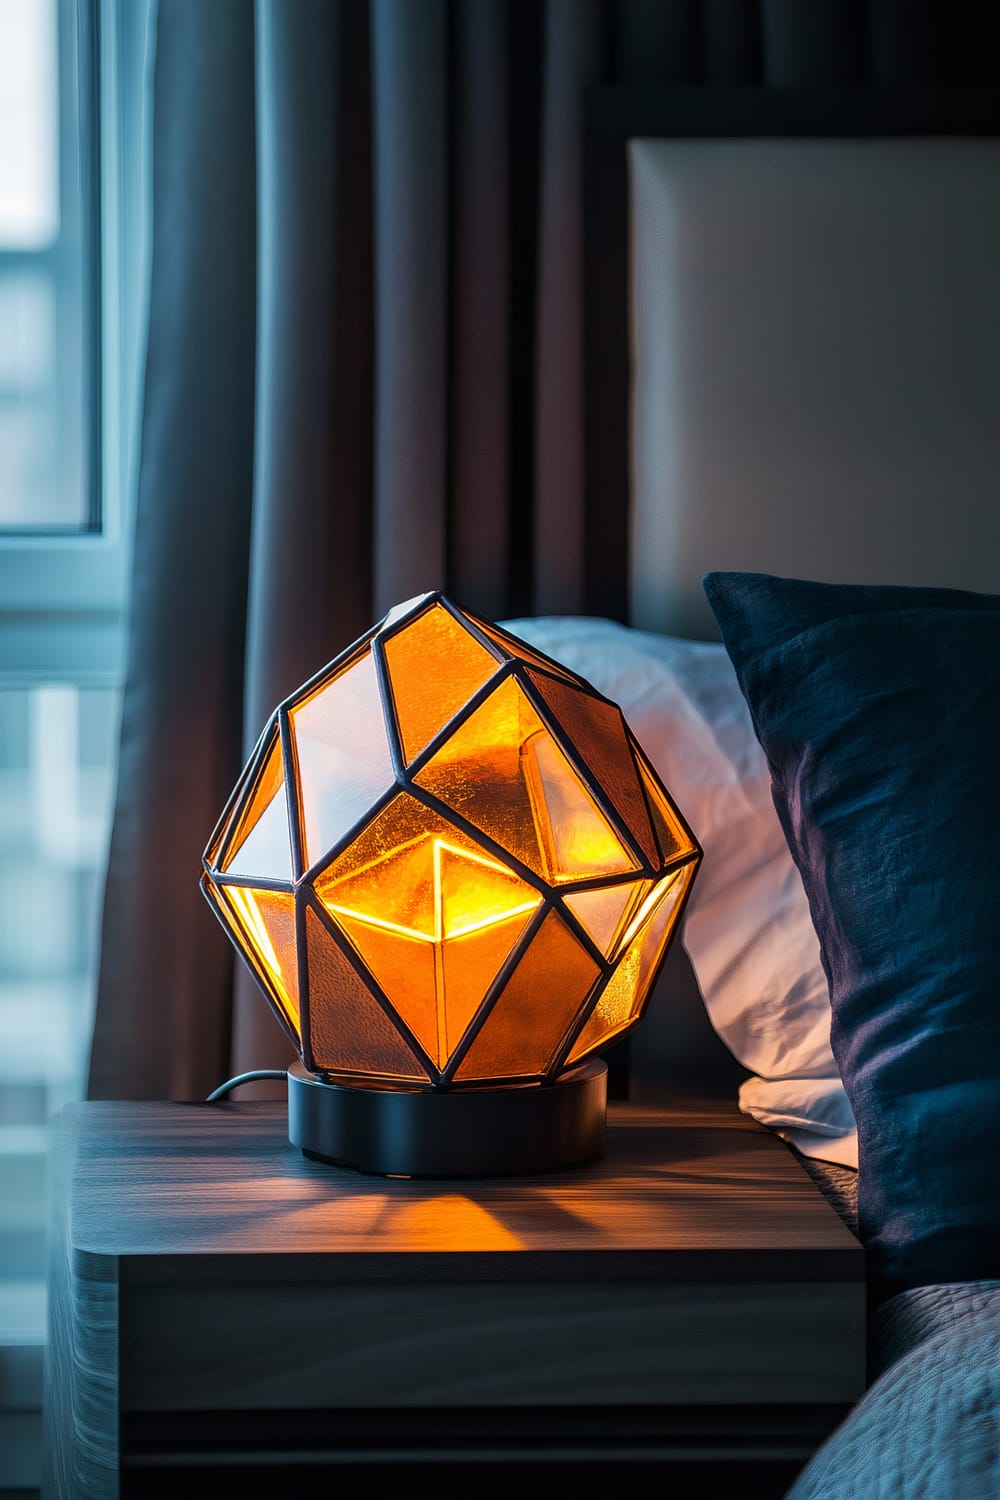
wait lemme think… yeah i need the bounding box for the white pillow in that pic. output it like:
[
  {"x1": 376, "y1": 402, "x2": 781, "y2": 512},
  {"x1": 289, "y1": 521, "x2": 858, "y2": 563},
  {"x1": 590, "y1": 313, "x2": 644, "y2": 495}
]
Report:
[{"x1": 500, "y1": 614, "x2": 858, "y2": 1168}]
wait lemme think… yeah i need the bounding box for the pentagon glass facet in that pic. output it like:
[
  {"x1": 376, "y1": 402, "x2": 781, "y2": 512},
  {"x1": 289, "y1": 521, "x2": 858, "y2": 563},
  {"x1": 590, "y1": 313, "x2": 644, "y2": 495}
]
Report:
[{"x1": 202, "y1": 593, "x2": 701, "y2": 1089}]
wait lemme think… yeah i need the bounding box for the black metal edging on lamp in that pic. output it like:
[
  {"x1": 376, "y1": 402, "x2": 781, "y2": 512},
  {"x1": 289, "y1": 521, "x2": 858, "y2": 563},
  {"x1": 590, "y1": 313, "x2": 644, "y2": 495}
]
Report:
[{"x1": 201, "y1": 593, "x2": 701, "y2": 1179}]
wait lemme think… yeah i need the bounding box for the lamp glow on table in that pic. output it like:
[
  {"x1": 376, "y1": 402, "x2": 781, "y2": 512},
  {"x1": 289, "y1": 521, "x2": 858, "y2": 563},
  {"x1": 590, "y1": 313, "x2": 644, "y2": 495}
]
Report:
[{"x1": 201, "y1": 594, "x2": 701, "y2": 1176}]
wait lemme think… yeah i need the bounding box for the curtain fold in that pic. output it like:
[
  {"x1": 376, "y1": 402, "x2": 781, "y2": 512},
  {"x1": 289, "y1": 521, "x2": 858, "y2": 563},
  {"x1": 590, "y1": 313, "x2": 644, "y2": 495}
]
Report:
[
  {"x1": 88, "y1": 0, "x2": 257, "y2": 1100},
  {"x1": 450, "y1": 0, "x2": 512, "y2": 617},
  {"x1": 533, "y1": 0, "x2": 604, "y2": 615},
  {"x1": 90, "y1": 0, "x2": 995, "y2": 1099},
  {"x1": 371, "y1": 0, "x2": 450, "y2": 613},
  {"x1": 233, "y1": 0, "x2": 377, "y2": 1077}
]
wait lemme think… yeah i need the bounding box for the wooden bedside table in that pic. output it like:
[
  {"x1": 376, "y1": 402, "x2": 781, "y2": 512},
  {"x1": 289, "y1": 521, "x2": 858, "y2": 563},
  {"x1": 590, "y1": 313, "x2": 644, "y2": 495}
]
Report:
[{"x1": 44, "y1": 1097, "x2": 864, "y2": 1499}]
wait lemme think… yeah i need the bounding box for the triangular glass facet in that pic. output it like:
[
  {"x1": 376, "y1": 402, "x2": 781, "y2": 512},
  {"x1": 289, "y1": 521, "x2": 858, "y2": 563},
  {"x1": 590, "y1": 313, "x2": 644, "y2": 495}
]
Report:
[
  {"x1": 217, "y1": 881, "x2": 300, "y2": 1040},
  {"x1": 564, "y1": 880, "x2": 645, "y2": 957},
  {"x1": 382, "y1": 592, "x2": 436, "y2": 630},
  {"x1": 632, "y1": 742, "x2": 696, "y2": 865},
  {"x1": 436, "y1": 841, "x2": 540, "y2": 937},
  {"x1": 314, "y1": 793, "x2": 540, "y2": 944},
  {"x1": 526, "y1": 731, "x2": 637, "y2": 882},
  {"x1": 414, "y1": 676, "x2": 636, "y2": 884},
  {"x1": 438, "y1": 907, "x2": 536, "y2": 1065},
  {"x1": 304, "y1": 906, "x2": 429, "y2": 1081},
  {"x1": 383, "y1": 601, "x2": 500, "y2": 765},
  {"x1": 320, "y1": 829, "x2": 439, "y2": 940},
  {"x1": 327, "y1": 910, "x2": 441, "y2": 1066},
  {"x1": 565, "y1": 864, "x2": 694, "y2": 1066},
  {"x1": 469, "y1": 618, "x2": 579, "y2": 683},
  {"x1": 527, "y1": 670, "x2": 658, "y2": 868},
  {"x1": 225, "y1": 787, "x2": 292, "y2": 881},
  {"x1": 315, "y1": 792, "x2": 541, "y2": 1070},
  {"x1": 289, "y1": 649, "x2": 395, "y2": 870},
  {"x1": 453, "y1": 910, "x2": 600, "y2": 1082},
  {"x1": 220, "y1": 733, "x2": 292, "y2": 881}
]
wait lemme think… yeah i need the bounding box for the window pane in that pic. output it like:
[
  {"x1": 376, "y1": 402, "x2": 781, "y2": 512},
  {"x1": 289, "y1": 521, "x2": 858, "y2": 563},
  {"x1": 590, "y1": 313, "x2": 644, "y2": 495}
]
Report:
[
  {"x1": 0, "y1": 0, "x2": 60, "y2": 248},
  {"x1": 0, "y1": 0, "x2": 90, "y2": 531},
  {"x1": 0, "y1": 685, "x2": 117, "y2": 1342},
  {"x1": 0, "y1": 272, "x2": 54, "y2": 388}
]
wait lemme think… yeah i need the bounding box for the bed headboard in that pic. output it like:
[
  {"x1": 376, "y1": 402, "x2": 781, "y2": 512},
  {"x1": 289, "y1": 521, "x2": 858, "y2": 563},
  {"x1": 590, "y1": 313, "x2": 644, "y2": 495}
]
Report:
[
  {"x1": 581, "y1": 86, "x2": 1000, "y2": 1097},
  {"x1": 584, "y1": 86, "x2": 1000, "y2": 636}
]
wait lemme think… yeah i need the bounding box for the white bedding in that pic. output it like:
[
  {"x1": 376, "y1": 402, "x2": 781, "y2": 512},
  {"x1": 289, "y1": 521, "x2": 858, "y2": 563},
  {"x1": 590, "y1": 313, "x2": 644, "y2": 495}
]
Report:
[{"x1": 501, "y1": 613, "x2": 857, "y2": 1166}]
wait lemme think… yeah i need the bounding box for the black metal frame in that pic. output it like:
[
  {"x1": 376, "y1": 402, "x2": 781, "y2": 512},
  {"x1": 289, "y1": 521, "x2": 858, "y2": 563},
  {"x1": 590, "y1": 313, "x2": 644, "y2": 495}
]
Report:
[
  {"x1": 202, "y1": 593, "x2": 702, "y2": 1111},
  {"x1": 286, "y1": 1056, "x2": 608, "y2": 1178}
]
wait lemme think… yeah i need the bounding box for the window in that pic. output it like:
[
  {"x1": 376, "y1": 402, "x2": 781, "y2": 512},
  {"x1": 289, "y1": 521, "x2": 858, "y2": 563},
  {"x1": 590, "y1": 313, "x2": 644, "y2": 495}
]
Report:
[
  {"x1": 0, "y1": 0, "x2": 92, "y2": 531},
  {"x1": 0, "y1": 0, "x2": 150, "y2": 1485}
]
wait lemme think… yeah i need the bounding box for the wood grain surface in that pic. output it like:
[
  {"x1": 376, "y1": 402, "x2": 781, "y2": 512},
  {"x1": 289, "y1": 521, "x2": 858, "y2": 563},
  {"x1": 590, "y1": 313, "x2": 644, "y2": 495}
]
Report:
[
  {"x1": 58, "y1": 1098, "x2": 862, "y2": 1262},
  {"x1": 43, "y1": 1098, "x2": 866, "y2": 1500},
  {"x1": 120, "y1": 1278, "x2": 863, "y2": 1410}
]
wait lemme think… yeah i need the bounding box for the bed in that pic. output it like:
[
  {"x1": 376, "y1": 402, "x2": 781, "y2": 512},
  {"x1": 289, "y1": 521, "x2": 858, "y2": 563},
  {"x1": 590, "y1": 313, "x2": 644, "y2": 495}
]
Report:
[{"x1": 507, "y1": 82, "x2": 1000, "y2": 1499}]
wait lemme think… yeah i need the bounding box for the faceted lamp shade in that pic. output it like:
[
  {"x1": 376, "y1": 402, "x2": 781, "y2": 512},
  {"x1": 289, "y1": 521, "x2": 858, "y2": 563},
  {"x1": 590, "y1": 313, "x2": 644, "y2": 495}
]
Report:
[{"x1": 201, "y1": 594, "x2": 701, "y2": 1174}]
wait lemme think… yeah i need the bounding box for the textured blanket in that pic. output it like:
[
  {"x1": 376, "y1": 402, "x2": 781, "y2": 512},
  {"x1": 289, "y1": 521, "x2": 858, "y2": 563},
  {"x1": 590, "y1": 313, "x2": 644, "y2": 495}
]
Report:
[{"x1": 787, "y1": 1280, "x2": 1000, "y2": 1499}]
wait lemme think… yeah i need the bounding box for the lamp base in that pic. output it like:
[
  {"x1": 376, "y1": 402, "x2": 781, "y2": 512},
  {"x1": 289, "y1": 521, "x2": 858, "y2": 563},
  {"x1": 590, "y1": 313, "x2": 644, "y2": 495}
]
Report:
[{"x1": 286, "y1": 1058, "x2": 607, "y2": 1178}]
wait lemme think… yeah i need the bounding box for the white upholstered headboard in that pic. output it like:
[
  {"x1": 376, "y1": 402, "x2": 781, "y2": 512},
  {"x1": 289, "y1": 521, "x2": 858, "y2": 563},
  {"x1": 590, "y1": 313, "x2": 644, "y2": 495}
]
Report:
[
  {"x1": 582, "y1": 87, "x2": 1000, "y2": 640},
  {"x1": 628, "y1": 135, "x2": 1000, "y2": 639}
]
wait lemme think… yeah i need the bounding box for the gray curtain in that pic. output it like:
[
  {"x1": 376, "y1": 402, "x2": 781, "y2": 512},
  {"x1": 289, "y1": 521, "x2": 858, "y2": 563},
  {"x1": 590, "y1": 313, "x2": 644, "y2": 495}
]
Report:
[{"x1": 89, "y1": 0, "x2": 999, "y2": 1101}]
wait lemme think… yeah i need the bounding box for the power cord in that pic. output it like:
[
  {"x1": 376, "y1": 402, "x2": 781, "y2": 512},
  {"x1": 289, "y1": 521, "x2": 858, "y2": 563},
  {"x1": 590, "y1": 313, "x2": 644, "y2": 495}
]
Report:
[{"x1": 205, "y1": 1069, "x2": 288, "y2": 1102}]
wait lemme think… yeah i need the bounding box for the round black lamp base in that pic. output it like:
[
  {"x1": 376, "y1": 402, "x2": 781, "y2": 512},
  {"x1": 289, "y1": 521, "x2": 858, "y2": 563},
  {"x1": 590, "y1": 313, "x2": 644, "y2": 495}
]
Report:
[{"x1": 286, "y1": 1058, "x2": 608, "y2": 1178}]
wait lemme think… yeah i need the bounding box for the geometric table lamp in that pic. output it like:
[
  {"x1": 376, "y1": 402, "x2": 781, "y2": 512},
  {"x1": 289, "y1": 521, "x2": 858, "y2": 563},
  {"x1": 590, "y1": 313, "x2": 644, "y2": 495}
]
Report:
[{"x1": 201, "y1": 593, "x2": 701, "y2": 1177}]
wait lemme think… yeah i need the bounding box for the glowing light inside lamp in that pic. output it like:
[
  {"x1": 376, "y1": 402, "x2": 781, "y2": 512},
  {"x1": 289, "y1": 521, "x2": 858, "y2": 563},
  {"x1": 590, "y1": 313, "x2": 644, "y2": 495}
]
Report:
[{"x1": 201, "y1": 594, "x2": 701, "y2": 1105}]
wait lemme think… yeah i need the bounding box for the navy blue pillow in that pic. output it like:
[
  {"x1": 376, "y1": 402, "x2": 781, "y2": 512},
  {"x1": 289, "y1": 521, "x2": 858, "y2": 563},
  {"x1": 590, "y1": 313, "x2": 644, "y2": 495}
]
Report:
[{"x1": 703, "y1": 571, "x2": 1000, "y2": 1304}]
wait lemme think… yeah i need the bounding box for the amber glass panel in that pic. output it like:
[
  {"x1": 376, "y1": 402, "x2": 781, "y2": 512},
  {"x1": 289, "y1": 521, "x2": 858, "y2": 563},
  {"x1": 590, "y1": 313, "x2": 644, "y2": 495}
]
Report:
[
  {"x1": 414, "y1": 678, "x2": 541, "y2": 873},
  {"x1": 318, "y1": 816, "x2": 441, "y2": 940},
  {"x1": 527, "y1": 670, "x2": 658, "y2": 868},
  {"x1": 304, "y1": 906, "x2": 429, "y2": 1081},
  {"x1": 315, "y1": 792, "x2": 540, "y2": 1069},
  {"x1": 454, "y1": 910, "x2": 600, "y2": 1081},
  {"x1": 436, "y1": 840, "x2": 539, "y2": 935},
  {"x1": 565, "y1": 865, "x2": 694, "y2": 1065},
  {"x1": 220, "y1": 731, "x2": 291, "y2": 881},
  {"x1": 470, "y1": 618, "x2": 579, "y2": 683},
  {"x1": 523, "y1": 730, "x2": 636, "y2": 882},
  {"x1": 564, "y1": 880, "x2": 646, "y2": 957},
  {"x1": 327, "y1": 911, "x2": 440, "y2": 1064},
  {"x1": 383, "y1": 602, "x2": 500, "y2": 764},
  {"x1": 314, "y1": 792, "x2": 540, "y2": 940},
  {"x1": 609, "y1": 878, "x2": 665, "y2": 960},
  {"x1": 613, "y1": 870, "x2": 681, "y2": 955},
  {"x1": 631, "y1": 737, "x2": 697, "y2": 866},
  {"x1": 217, "y1": 881, "x2": 300, "y2": 1039},
  {"x1": 438, "y1": 908, "x2": 535, "y2": 1063},
  {"x1": 326, "y1": 902, "x2": 534, "y2": 1071},
  {"x1": 414, "y1": 677, "x2": 636, "y2": 884},
  {"x1": 290, "y1": 650, "x2": 395, "y2": 869}
]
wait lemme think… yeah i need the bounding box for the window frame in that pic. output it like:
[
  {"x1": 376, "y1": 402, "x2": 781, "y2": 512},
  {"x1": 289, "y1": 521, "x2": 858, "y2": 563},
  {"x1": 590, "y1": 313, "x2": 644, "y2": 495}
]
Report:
[
  {"x1": 0, "y1": 0, "x2": 152, "y2": 1482},
  {"x1": 0, "y1": 0, "x2": 151, "y2": 689}
]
